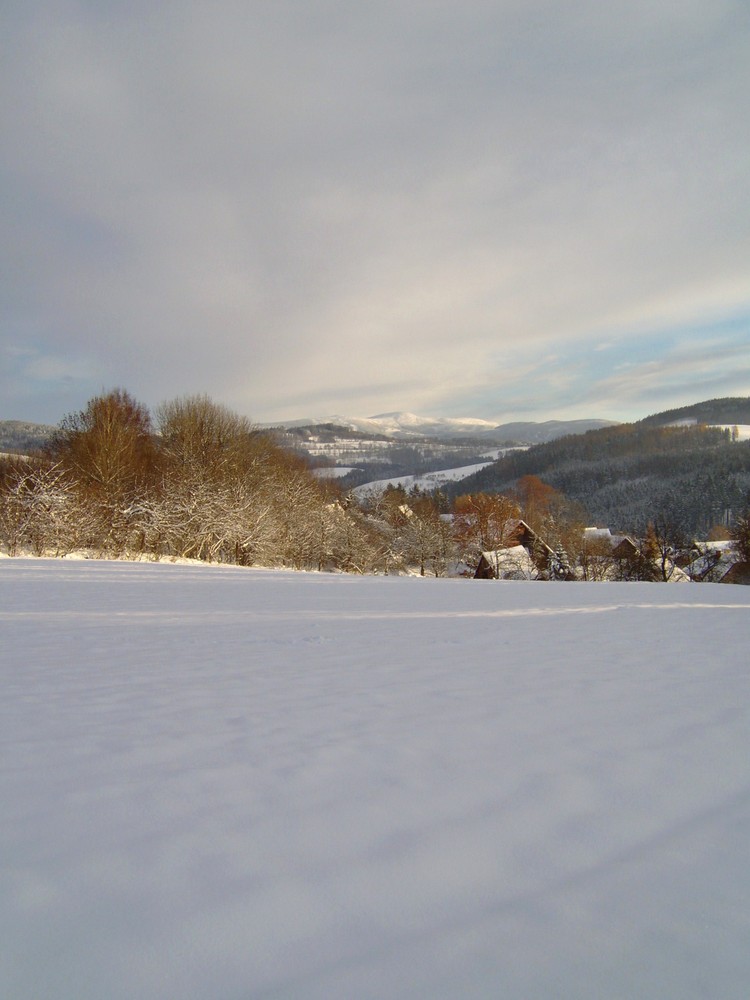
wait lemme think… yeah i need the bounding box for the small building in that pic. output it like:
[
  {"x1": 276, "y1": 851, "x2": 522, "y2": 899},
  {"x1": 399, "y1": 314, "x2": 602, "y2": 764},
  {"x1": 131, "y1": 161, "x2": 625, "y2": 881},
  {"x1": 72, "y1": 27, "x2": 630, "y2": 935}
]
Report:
[
  {"x1": 685, "y1": 541, "x2": 734, "y2": 582},
  {"x1": 583, "y1": 526, "x2": 639, "y2": 560},
  {"x1": 475, "y1": 545, "x2": 538, "y2": 580},
  {"x1": 475, "y1": 519, "x2": 573, "y2": 580},
  {"x1": 718, "y1": 561, "x2": 750, "y2": 585}
]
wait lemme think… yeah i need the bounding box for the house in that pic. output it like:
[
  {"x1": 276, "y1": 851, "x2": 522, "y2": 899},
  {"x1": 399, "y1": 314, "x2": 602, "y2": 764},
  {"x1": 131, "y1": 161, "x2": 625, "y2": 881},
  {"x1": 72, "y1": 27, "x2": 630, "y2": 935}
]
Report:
[
  {"x1": 579, "y1": 526, "x2": 675, "y2": 581},
  {"x1": 685, "y1": 541, "x2": 736, "y2": 582},
  {"x1": 475, "y1": 545, "x2": 538, "y2": 580},
  {"x1": 582, "y1": 527, "x2": 639, "y2": 560},
  {"x1": 685, "y1": 541, "x2": 750, "y2": 585},
  {"x1": 719, "y1": 562, "x2": 750, "y2": 585},
  {"x1": 581, "y1": 526, "x2": 694, "y2": 582},
  {"x1": 474, "y1": 519, "x2": 573, "y2": 580}
]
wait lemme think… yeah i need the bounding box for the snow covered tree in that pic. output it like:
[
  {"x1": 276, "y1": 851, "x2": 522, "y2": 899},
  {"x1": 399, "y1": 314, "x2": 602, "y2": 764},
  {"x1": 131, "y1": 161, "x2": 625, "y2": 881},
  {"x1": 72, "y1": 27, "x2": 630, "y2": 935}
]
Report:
[{"x1": 0, "y1": 462, "x2": 90, "y2": 556}]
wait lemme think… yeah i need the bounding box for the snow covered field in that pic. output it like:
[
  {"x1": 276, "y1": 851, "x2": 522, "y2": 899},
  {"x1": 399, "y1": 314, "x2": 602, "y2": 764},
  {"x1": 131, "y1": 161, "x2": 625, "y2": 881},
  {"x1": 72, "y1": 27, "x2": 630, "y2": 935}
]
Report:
[
  {"x1": 352, "y1": 459, "x2": 497, "y2": 498},
  {"x1": 2, "y1": 559, "x2": 749, "y2": 1000}
]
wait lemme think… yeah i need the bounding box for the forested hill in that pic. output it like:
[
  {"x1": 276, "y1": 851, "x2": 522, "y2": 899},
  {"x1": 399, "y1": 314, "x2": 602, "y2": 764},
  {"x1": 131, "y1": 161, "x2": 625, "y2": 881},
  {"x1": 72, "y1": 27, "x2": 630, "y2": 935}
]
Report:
[
  {"x1": 0, "y1": 420, "x2": 53, "y2": 455},
  {"x1": 637, "y1": 397, "x2": 750, "y2": 427},
  {"x1": 446, "y1": 398, "x2": 750, "y2": 537}
]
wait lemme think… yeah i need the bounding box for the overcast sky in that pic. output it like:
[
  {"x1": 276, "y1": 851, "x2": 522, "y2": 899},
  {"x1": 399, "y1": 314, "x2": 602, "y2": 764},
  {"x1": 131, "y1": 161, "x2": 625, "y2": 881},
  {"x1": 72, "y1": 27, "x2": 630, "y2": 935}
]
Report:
[{"x1": 2, "y1": 1, "x2": 749, "y2": 426}]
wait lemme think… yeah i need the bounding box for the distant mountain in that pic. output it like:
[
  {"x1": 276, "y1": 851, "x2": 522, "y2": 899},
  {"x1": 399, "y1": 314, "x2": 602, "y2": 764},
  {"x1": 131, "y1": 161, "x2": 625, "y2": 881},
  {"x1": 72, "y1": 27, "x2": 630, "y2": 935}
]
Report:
[
  {"x1": 0, "y1": 420, "x2": 54, "y2": 455},
  {"x1": 486, "y1": 419, "x2": 619, "y2": 444},
  {"x1": 268, "y1": 412, "x2": 617, "y2": 443},
  {"x1": 362, "y1": 412, "x2": 500, "y2": 438},
  {"x1": 267, "y1": 413, "x2": 617, "y2": 493}
]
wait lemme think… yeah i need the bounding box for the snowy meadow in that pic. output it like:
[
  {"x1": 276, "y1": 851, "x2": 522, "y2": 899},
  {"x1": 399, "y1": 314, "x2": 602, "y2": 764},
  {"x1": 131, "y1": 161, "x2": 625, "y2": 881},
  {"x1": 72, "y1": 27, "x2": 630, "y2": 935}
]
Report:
[{"x1": 2, "y1": 558, "x2": 749, "y2": 999}]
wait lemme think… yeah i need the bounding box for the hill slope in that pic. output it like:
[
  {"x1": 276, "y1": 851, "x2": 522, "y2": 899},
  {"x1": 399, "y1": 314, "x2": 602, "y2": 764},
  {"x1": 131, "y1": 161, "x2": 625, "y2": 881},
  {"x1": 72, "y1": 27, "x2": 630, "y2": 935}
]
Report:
[
  {"x1": 639, "y1": 397, "x2": 750, "y2": 427},
  {"x1": 0, "y1": 420, "x2": 53, "y2": 454},
  {"x1": 448, "y1": 398, "x2": 750, "y2": 535}
]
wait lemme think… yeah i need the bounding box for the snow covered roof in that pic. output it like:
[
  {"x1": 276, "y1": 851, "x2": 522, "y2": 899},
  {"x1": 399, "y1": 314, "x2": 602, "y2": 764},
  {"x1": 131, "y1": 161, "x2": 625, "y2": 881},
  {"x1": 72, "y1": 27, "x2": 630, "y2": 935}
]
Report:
[
  {"x1": 583, "y1": 527, "x2": 612, "y2": 538},
  {"x1": 477, "y1": 546, "x2": 538, "y2": 580},
  {"x1": 686, "y1": 542, "x2": 741, "y2": 582},
  {"x1": 583, "y1": 527, "x2": 637, "y2": 550}
]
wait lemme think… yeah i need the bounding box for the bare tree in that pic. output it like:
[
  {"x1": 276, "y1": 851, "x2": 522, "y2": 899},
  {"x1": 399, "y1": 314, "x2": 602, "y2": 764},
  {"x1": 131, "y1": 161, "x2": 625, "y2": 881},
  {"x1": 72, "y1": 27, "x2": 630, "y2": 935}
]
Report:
[
  {"x1": 46, "y1": 389, "x2": 157, "y2": 553},
  {"x1": 643, "y1": 516, "x2": 687, "y2": 582},
  {"x1": 452, "y1": 492, "x2": 521, "y2": 567},
  {"x1": 512, "y1": 475, "x2": 559, "y2": 534},
  {"x1": 398, "y1": 493, "x2": 454, "y2": 577},
  {"x1": 48, "y1": 390, "x2": 156, "y2": 495},
  {"x1": 155, "y1": 394, "x2": 258, "y2": 480},
  {"x1": 577, "y1": 533, "x2": 617, "y2": 581}
]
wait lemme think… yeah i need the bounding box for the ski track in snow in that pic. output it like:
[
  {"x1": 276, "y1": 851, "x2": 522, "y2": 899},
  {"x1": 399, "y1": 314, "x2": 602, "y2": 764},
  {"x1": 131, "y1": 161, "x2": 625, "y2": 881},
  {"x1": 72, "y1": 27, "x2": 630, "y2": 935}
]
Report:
[
  {"x1": 2, "y1": 600, "x2": 748, "y2": 624},
  {"x1": 2, "y1": 558, "x2": 750, "y2": 1000}
]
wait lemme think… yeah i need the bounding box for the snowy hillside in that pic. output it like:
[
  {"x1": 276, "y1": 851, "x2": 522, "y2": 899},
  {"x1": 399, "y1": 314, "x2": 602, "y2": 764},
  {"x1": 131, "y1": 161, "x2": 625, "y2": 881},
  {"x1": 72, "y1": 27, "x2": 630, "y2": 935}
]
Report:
[
  {"x1": 351, "y1": 457, "x2": 502, "y2": 497},
  {"x1": 2, "y1": 559, "x2": 750, "y2": 1000}
]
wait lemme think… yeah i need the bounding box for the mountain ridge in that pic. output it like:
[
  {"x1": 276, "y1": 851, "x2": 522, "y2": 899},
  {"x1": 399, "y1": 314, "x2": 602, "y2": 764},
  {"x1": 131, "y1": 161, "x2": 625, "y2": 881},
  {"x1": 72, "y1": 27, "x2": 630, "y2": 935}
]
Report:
[{"x1": 266, "y1": 413, "x2": 617, "y2": 443}]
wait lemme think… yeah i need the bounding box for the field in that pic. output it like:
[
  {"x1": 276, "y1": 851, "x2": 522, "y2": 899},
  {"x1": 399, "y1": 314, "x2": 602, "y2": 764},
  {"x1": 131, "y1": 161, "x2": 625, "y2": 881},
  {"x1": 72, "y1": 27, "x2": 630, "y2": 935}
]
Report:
[{"x1": 2, "y1": 558, "x2": 749, "y2": 999}]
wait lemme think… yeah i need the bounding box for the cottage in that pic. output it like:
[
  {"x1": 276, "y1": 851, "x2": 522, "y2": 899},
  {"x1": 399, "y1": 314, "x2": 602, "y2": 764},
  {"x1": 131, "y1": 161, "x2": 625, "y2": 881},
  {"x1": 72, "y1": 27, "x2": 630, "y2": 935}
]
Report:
[
  {"x1": 685, "y1": 541, "x2": 733, "y2": 582},
  {"x1": 475, "y1": 519, "x2": 572, "y2": 580},
  {"x1": 719, "y1": 562, "x2": 750, "y2": 585},
  {"x1": 583, "y1": 526, "x2": 639, "y2": 560},
  {"x1": 475, "y1": 545, "x2": 538, "y2": 580}
]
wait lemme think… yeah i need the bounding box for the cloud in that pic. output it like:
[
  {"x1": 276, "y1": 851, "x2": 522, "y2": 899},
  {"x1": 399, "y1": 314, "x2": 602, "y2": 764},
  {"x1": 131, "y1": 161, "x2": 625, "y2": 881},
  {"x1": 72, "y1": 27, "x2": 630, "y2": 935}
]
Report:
[
  {"x1": 1, "y1": 1, "x2": 749, "y2": 423},
  {"x1": 589, "y1": 335, "x2": 750, "y2": 407}
]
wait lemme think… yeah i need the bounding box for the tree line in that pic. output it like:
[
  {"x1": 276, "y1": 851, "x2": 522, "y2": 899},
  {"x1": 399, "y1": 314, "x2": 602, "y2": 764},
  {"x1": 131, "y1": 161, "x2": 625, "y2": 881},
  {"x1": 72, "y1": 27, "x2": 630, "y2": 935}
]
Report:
[
  {"x1": 1, "y1": 389, "x2": 748, "y2": 579},
  {"x1": 0, "y1": 390, "x2": 374, "y2": 570}
]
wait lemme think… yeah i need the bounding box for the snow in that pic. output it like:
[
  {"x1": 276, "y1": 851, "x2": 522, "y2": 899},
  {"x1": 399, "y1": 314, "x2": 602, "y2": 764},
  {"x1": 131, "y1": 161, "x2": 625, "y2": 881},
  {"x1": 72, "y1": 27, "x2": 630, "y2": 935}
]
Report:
[
  {"x1": 713, "y1": 423, "x2": 750, "y2": 440},
  {"x1": 667, "y1": 421, "x2": 750, "y2": 440},
  {"x1": 2, "y1": 559, "x2": 750, "y2": 1000},
  {"x1": 311, "y1": 466, "x2": 357, "y2": 478},
  {"x1": 352, "y1": 460, "x2": 496, "y2": 497}
]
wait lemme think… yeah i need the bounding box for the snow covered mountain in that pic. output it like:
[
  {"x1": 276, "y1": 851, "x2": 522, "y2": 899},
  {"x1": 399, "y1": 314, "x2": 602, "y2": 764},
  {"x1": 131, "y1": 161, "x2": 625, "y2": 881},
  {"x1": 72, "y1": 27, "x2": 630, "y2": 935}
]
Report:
[
  {"x1": 269, "y1": 412, "x2": 616, "y2": 442},
  {"x1": 344, "y1": 412, "x2": 501, "y2": 437}
]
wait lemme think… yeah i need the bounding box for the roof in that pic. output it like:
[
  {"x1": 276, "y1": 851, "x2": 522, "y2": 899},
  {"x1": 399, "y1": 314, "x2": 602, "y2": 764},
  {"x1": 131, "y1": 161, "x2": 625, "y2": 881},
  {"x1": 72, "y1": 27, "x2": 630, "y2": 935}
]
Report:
[
  {"x1": 686, "y1": 543, "x2": 740, "y2": 582},
  {"x1": 583, "y1": 527, "x2": 638, "y2": 552},
  {"x1": 476, "y1": 546, "x2": 538, "y2": 580},
  {"x1": 718, "y1": 562, "x2": 750, "y2": 585}
]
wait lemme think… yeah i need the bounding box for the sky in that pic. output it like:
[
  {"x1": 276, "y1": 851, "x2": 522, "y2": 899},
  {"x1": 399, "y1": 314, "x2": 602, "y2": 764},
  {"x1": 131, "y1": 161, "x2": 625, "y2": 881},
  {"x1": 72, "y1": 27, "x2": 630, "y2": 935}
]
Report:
[{"x1": 2, "y1": 1, "x2": 749, "y2": 427}]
